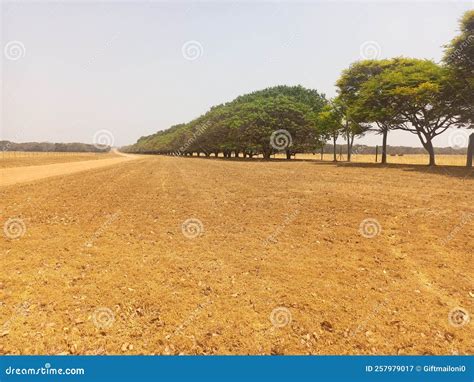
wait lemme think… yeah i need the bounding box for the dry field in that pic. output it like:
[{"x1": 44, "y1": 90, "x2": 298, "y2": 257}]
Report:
[
  {"x1": 282, "y1": 153, "x2": 468, "y2": 166},
  {"x1": 0, "y1": 155, "x2": 472, "y2": 355},
  {"x1": 0, "y1": 151, "x2": 118, "y2": 169}
]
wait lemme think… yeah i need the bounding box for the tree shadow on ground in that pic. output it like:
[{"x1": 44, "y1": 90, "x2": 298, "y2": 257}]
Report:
[
  {"x1": 305, "y1": 160, "x2": 474, "y2": 180},
  {"x1": 163, "y1": 154, "x2": 473, "y2": 180}
]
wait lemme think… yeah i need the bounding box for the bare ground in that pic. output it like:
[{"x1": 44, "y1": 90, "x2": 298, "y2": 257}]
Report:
[
  {"x1": 0, "y1": 152, "x2": 119, "y2": 169},
  {"x1": 0, "y1": 156, "x2": 472, "y2": 355},
  {"x1": 0, "y1": 153, "x2": 139, "y2": 187}
]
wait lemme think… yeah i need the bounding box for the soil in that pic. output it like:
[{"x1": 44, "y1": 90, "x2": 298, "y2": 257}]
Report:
[{"x1": 0, "y1": 156, "x2": 472, "y2": 355}]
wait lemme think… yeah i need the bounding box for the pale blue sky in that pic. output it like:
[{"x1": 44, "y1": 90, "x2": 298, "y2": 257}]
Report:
[{"x1": 1, "y1": 1, "x2": 473, "y2": 148}]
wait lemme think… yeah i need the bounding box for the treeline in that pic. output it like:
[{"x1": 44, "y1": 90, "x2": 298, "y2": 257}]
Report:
[
  {"x1": 123, "y1": 85, "x2": 328, "y2": 159},
  {"x1": 320, "y1": 10, "x2": 473, "y2": 166},
  {"x1": 125, "y1": 10, "x2": 473, "y2": 166},
  {"x1": 0, "y1": 141, "x2": 111, "y2": 153}
]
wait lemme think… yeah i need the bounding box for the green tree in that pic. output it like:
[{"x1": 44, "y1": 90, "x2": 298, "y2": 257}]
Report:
[
  {"x1": 368, "y1": 58, "x2": 464, "y2": 166},
  {"x1": 337, "y1": 59, "x2": 401, "y2": 164},
  {"x1": 317, "y1": 103, "x2": 343, "y2": 161},
  {"x1": 126, "y1": 85, "x2": 326, "y2": 159},
  {"x1": 443, "y1": 10, "x2": 474, "y2": 124}
]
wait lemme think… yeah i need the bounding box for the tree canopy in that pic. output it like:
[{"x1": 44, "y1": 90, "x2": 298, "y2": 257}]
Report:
[
  {"x1": 443, "y1": 10, "x2": 474, "y2": 124},
  {"x1": 125, "y1": 10, "x2": 473, "y2": 166},
  {"x1": 124, "y1": 85, "x2": 328, "y2": 158}
]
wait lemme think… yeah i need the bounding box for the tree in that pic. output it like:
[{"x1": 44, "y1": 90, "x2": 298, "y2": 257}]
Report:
[
  {"x1": 365, "y1": 58, "x2": 464, "y2": 166},
  {"x1": 125, "y1": 85, "x2": 327, "y2": 159},
  {"x1": 317, "y1": 103, "x2": 343, "y2": 161},
  {"x1": 443, "y1": 10, "x2": 474, "y2": 124},
  {"x1": 336, "y1": 59, "x2": 401, "y2": 164},
  {"x1": 330, "y1": 96, "x2": 369, "y2": 162},
  {"x1": 444, "y1": 10, "x2": 474, "y2": 167},
  {"x1": 236, "y1": 96, "x2": 322, "y2": 159}
]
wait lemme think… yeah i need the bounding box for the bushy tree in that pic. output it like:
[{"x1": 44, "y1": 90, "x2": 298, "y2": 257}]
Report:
[
  {"x1": 337, "y1": 59, "x2": 400, "y2": 164},
  {"x1": 366, "y1": 58, "x2": 464, "y2": 166},
  {"x1": 126, "y1": 86, "x2": 327, "y2": 159},
  {"x1": 443, "y1": 10, "x2": 474, "y2": 124},
  {"x1": 317, "y1": 103, "x2": 343, "y2": 161}
]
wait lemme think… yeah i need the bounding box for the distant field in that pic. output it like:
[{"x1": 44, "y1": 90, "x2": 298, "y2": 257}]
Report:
[
  {"x1": 281, "y1": 153, "x2": 469, "y2": 166},
  {"x1": 0, "y1": 151, "x2": 118, "y2": 169}
]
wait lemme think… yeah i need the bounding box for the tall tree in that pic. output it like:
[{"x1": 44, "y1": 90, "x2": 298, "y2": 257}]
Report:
[
  {"x1": 336, "y1": 59, "x2": 401, "y2": 164},
  {"x1": 331, "y1": 96, "x2": 368, "y2": 162},
  {"x1": 367, "y1": 58, "x2": 464, "y2": 166},
  {"x1": 317, "y1": 103, "x2": 343, "y2": 161},
  {"x1": 443, "y1": 10, "x2": 474, "y2": 125}
]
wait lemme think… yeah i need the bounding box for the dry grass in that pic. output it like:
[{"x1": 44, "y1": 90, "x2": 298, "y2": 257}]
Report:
[
  {"x1": 0, "y1": 156, "x2": 472, "y2": 355},
  {"x1": 0, "y1": 151, "x2": 118, "y2": 169},
  {"x1": 283, "y1": 153, "x2": 469, "y2": 166}
]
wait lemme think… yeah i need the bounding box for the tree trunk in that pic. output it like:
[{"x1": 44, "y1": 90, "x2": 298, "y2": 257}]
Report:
[
  {"x1": 381, "y1": 129, "x2": 388, "y2": 164},
  {"x1": 423, "y1": 139, "x2": 436, "y2": 166},
  {"x1": 333, "y1": 134, "x2": 337, "y2": 162},
  {"x1": 234, "y1": 151, "x2": 239, "y2": 158},
  {"x1": 286, "y1": 150, "x2": 291, "y2": 160},
  {"x1": 347, "y1": 137, "x2": 351, "y2": 162},
  {"x1": 263, "y1": 150, "x2": 271, "y2": 159},
  {"x1": 467, "y1": 133, "x2": 473, "y2": 168},
  {"x1": 320, "y1": 145, "x2": 324, "y2": 160}
]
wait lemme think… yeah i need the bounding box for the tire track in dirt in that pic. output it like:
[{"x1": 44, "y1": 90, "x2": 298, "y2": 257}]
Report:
[{"x1": 384, "y1": 219, "x2": 459, "y2": 306}]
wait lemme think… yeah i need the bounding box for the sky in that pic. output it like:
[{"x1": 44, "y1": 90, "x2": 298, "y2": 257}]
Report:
[{"x1": 1, "y1": 0, "x2": 473, "y2": 148}]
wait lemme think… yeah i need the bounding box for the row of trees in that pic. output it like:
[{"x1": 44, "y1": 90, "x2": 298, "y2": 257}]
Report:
[
  {"x1": 125, "y1": 10, "x2": 473, "y2": 166},
  {"x1": 0, "y1": 141, "x2": 111, "y2": 153},
  {"x1": 123, "y1": 86, "x2": 328, "y2": 159},
  {"x1": 324, "y1": 10, "x2": 473, "y2": 166}
]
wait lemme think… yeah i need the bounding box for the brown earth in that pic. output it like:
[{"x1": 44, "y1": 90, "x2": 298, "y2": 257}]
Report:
[
  {"x1": 0, "y1": 156, "x2": 472, "y2": 355},
  {"x1": 0, "y1": 152, "x2": 119, "y2": 169},
  {"x1": 0, "y1": 153, "x2": 139, "y2": 187}
]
